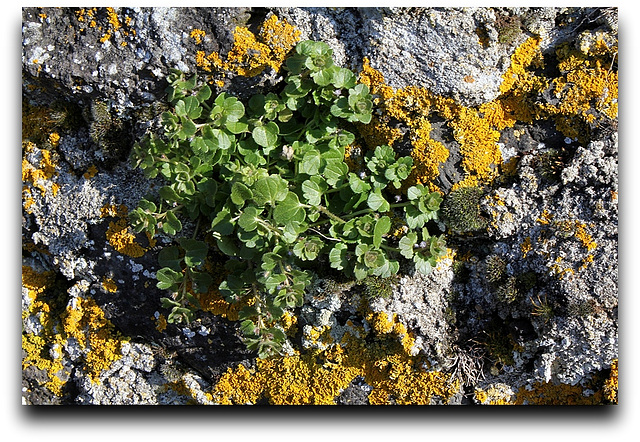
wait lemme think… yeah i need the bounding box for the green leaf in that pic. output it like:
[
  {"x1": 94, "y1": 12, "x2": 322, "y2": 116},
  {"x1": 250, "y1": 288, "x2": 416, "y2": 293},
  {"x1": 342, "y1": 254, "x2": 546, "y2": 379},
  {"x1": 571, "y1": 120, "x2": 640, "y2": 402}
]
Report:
[
  {"x1": 373, "y1": 216, "x2": 391, "y2": 248},
  {"x1": 179, "y1": 118, "x2": 197, "y2": 139},
  {"x1": 398, "y1": 232, "x2": 417, "y2": 259},
  {"x1": 329, "y1": 242, "x2": 349, "y2": 271},
  {"x1": 332, "y1": 67, "x2": 357, "y2": 89},
  {"x1": 196, "y1": 84, "x2": 212, "y2": 103},
  {"x1": 225, "y1": 119, "x2": 249, "y2": 134},
  {"x1": 311, "y1": 67, "x2": 337, "y2": 86},
  {"x1": 273, "y1": 191, "x2": 306, "y2": 225},
  {"x1": 190, "y1": 270, "x2": 213, "y2": 294},
  {"x1": 252, "y1": 122, "x2": 279, "y2": 148},
  {"x1": 367, "y1": 190, "x2": 390, "y2": 212},
  {"x1": 179, "y1": 238, "x2": 208, "y2": 268},
  {"x1": 348, "y1": 173, "x2": 371, "y2": 194},
  {"x1": 252, "y1": 175, "x2": 288, "y2": 207},
  {"x1": 163, "y1": 210, "x2": 182, "y2": 235},
  {"x1": 156, "y1": 267, "x2": 183, "y2": 291},
  {"x1": 175, "y1": 96, "x2": 202, "y2": 120},
  {"x1": 231, "y1": 181, "x2": 253, "y2": 207},
  {"x1": 224, "y1": 99, "x2": 245, "y2": 122},
  {"x1": 407, "y1": 185, "x2": 423, "y2": 201},
  {"x1": 159, "y1": 185, "x2": 180, "y2": 202},
  {"x1": 210, "y1": 208, "x2": 235, "y2": 236},
  {"x1": 238, "y1": 206, "x2": 261, "y2": 232},
  {"x1": 158, "y1": 246, "x2": 182, "y2": 272},
  {"x1": 301, "y1": 177, "x2": 326, "y2": 206},
  {"x1": 414, "y1": 253, "x2": 434, "y2": 275},
  {"x1": 160, "y1": 297, "x2": 181, "y2": 309},
  {"x1": 202, "y1": 126, "x2": 233, "y2": 151},
  {"x1": 300, "y1": 149, "x2": 323, "y2": 175},
  {"x1": 323, "y1": 161, "x2": 348, "y2": 186},
  {"x1": 405, "y1": 204, "x2": 428, "y2": 229},
  {"x1": 216, "y1": 236, "x2": 239, "y2": 257}
]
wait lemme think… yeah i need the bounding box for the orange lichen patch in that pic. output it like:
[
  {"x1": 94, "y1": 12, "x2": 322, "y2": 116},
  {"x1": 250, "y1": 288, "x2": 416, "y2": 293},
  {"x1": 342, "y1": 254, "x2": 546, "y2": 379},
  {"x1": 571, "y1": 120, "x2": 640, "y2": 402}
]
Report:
[
  {"x1": 101, "y1": 277, "x2": 118, "y2": 293},
  {"x1": 100, "y1": 203, "x2": 128, "y2": 218},
  {"x1": 48, "y1": 132, "x2": 60, "y2": 146},
  {"x1": 358, "y1": 57, "x2": 503, "y2": 192},
  {"x1": 356, "y1": 117, "x2": 404, "y2": 151},
  {"x1": 22, "y1": 265, "x2": 55, "y2": 301},
  {"x1": 105, "y1": 218, "x2": 146, "y2": 258},
  {"x1": 493, "y1": 34, "x2": 617, "y2": 143},
  {"x1": 474, "y1": 384, "x2": 516, "y2": 405},
  {"x1": 197, "y1": 15, "x2": 300, "y2": 77},
  {"x1": 366, "y1": 311, "x2": 416, "y2": 354},
  {"x1": 83, "y1": 164, "x2": 98, "y2": 180},
  {"x1": 574, "y1": 221, "x2": 597, "y2": 251},
  {"x1": 520, "y1": 236, "x2": 532, "y2": 258},
  {"x1": 22, "y1": 146, "x2": 59, "y2": 197},
  {"x1": 101, "y1": 203, "x2": 149, "y2": 258},
  {"x1": 211, "y1": 302, "x2": 460, "y2": 405},
  {"x1": 603, "y1": 359, "x2": 618, "y2": 404},
  {"x1": 515, "y1": 380, "x2": 603, "y2": 405},
  {"x1": 536, "y1": 209, "x2": 554, "y2": 225},
  {"x1": 190, "y1": 29, "x2": 206, "y2": 44},
  {"x1": 500, "y1": 37, "x2": 544, "y2": 95},
  {"x1": 22, "y1": 266, "x2": 127, "y2": 392},
  {"x1": 408, "y1": 122, "x2": 450, "y2": 191},
  {"x1": 479, "y1": 100, "x2": 517, "y2": 131},
  {"x1": 449, "y1": 107, "x2": 502, "y2": 189},
  {"x1": 358, "y1": 57, "x2": 395, "y2": 103},
  {"x1": 155, "y1": 313, "x2": 167, "y2": 332},
  {"x1": 62, "y1": 296, "x2": 127, "y2": 383}
]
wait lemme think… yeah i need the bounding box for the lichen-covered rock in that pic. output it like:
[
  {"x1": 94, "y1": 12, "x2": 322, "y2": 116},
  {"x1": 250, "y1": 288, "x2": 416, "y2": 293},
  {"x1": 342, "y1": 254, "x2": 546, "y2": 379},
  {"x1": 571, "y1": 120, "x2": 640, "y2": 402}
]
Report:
[{"x1": 22, "y1": 6, "x2": 618, "y2": 405}]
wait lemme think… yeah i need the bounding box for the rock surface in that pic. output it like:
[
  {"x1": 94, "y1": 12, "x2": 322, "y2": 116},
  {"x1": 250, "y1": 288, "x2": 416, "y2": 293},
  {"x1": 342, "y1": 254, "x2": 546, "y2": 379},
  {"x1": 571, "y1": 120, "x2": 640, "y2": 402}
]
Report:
[{"x1": 22, "y1": 6, "x2": 618, "y2": 405}]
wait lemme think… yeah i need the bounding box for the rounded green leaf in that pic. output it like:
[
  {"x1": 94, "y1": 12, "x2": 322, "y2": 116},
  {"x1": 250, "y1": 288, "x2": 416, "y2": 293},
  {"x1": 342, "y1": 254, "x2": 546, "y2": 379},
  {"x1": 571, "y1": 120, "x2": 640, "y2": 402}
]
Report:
[
  {"x1": 178, "y1": 238, "x2": 208, "y2": 268},
  {"x1": 252, "y1": 175, "x2": 288, "y2": 207},
  {"x1": 231, "y1": 181, "x2": 253, "y2": 207},
  {"x1": 367, "y1": 190, "x2": 390, "y2": 212},
  {"x1": 158, "y1": 246, "x2": 182, "y2": 272},
  {"x1": 273, "y1": 191, "x2": 306, "y2": 226},
  {"x1": 238, "y1": 206, "x2": 261, "y2": 232},
  {"x1": 252, "y1": 122, "x2": 279, "y2": 148}
]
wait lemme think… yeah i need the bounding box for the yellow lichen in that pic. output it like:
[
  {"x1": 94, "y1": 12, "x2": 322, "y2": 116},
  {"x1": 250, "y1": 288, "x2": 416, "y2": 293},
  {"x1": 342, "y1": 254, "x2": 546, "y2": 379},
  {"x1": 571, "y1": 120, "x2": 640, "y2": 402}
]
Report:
[
  {"x1": 210, "y1": 303, "x2": 459, "y2": 405},
  {"x1": 197, "y1": 15, "x2": 300, "y2": 78},
  {"x1": 521, "y1": 236, "x2": 532, "y2": 258},
  {"x1": 22, "y1": 266, "x2": 127, "y2": 392},
  {"x1": 515, "y1": 380, "x2": 602, "y2": 405},
  {"x1": 603, "y1": 359, "x2": 618, "y2": 404},
  {"x1": 190, "y1": 29, "x2": 206, "y2": 44},
  {"x1": 83, "y1": 164, "x2": 98, "y2": 180},
  {"x1": 22, "y1": 145, "x2": 59, "y2": 197},
  {"x1": 101, "y1": 277, "x2": 118, "y2": 293},
  {"x1": 62, "y1": 296, "x2": 127, "y2": 383},
  {"x1": 358, "y1": 57, "x2": 503, "y2": 192},
  {"x1": 102, "y1": 204, "x2": 149, "y2": 258},
  {"x1": 155, "y1": 313, "x2": 167, "y2": 332},
  {"x1": 48, "y1": 132, "x2": 60, "y2": 146},
  {"x1": 105, "y1": 218, "x2": 146, "y2": 258}
]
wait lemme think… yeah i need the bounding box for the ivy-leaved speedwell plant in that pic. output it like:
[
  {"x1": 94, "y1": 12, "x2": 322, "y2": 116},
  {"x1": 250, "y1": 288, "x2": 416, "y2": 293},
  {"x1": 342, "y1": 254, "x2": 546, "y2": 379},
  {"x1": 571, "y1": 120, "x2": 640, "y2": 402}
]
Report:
[{"x1": 130, "y1": 40, "x2": 446, "y2": 358}]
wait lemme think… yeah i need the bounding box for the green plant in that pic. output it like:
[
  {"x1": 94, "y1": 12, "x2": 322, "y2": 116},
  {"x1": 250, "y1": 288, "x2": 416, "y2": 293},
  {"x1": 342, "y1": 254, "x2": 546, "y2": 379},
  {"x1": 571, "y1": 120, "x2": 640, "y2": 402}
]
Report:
[
  {"x1": 530, "y1": 294, "x2": 554, "y2": 324},
  {"x1": 130, "y1": 40, "x2": 446, "y2": 357},
  {"x1": 484, "y1": 254, "x2": 506, "y2": 285},
  {"x1": 441, "y1": 185, "x2": 487, "y2": 233}
]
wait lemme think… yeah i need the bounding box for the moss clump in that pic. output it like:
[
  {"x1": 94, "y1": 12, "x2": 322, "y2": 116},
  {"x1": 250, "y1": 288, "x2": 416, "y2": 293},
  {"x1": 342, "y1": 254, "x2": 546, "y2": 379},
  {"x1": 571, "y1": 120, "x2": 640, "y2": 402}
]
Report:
[
  {"x1": 83, "y1": 100, "x2": 132, "y2": 166},
  {"x1": 441, "y1": 185, "x2": 487, "y2": 233},
  {"x1": 484, "y1": 254, "x2": 507, "y2": 285},
  {"x1": 359, "y1": 275, "x2": 397, "y2": 300}
]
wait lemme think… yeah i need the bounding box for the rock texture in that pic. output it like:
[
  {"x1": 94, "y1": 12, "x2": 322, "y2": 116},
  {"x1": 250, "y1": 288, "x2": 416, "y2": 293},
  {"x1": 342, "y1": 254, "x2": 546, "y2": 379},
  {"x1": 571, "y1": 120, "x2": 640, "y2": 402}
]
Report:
[{"x1": 22, "y1": 6, "x2": 618, "y2": 405}]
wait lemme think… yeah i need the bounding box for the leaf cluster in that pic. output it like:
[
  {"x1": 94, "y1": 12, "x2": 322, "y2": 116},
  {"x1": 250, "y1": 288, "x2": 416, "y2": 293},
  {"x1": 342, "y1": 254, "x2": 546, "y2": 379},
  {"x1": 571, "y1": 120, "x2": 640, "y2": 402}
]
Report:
[{"x1": 130, "y1": 40, "x2": 446, "y2": 357}]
